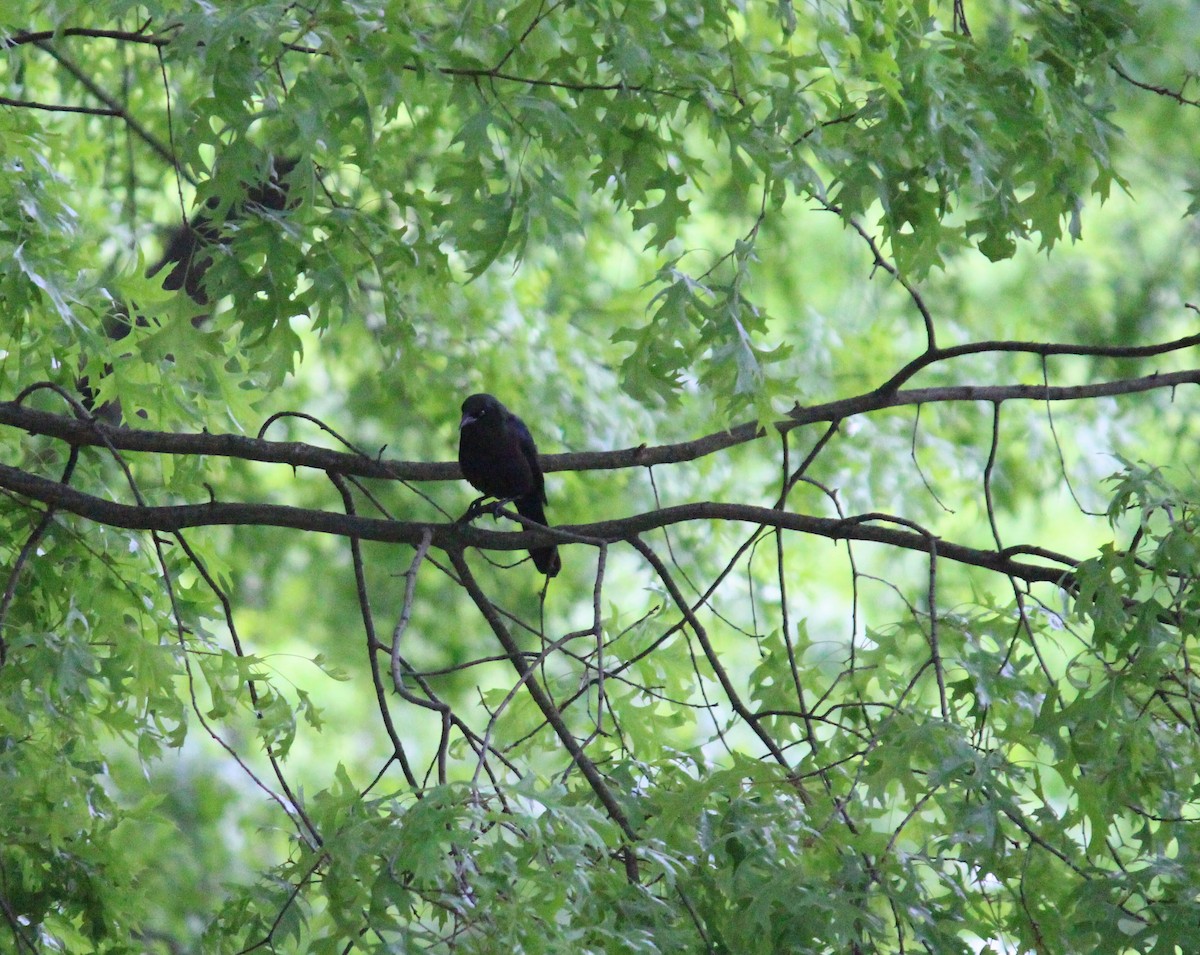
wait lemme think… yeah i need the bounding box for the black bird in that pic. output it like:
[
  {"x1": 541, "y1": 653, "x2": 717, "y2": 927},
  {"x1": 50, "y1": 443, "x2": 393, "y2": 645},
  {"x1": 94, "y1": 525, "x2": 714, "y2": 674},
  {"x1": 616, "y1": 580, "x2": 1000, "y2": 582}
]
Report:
[
  {"x1": 458, "y1": 393, "x2": 561, "y2": 577},
  {"x1": 147, "y1": 156, "x2": 298, "y2": 304}
]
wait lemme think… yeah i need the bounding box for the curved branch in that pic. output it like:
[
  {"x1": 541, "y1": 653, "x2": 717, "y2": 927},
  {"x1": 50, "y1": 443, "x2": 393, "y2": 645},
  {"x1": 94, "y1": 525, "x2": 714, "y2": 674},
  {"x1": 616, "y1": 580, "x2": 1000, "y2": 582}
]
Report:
[
  {"x1": 0, "y1": 461, "x2": 1080, "y2": 588},
  {"x1": 0, "y1": 446, "x2": 78, "y2": 667},
  {"x1": 4, "y1": 361, "x2": 1198, "y2": 482},
  {"x1": 876, "y1": 330, "x2": 1200, "y2": 394},
  {"x1": 1112, "y1": 63, "x2": 1200, "y2": 108},
  {"x1": 329, "y1": 472, "x2": 421, "y2": 789}
]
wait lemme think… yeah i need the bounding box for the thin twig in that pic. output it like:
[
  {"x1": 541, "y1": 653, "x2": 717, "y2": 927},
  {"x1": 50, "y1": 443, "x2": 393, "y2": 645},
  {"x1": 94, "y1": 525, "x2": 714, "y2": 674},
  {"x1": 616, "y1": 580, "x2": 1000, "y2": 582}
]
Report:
[
  {"x1": 449, "y1": 549, "x2": 640, "y2": 855},
  {"x1": 0, "y1": 95, "x2": 119, "y2": 115},
  {"x1": 328, "y1": 472, "x2": 421, "y2": 790},
  {"x1": 391, "y1": 527, "x2": 433, "y2": 692}
]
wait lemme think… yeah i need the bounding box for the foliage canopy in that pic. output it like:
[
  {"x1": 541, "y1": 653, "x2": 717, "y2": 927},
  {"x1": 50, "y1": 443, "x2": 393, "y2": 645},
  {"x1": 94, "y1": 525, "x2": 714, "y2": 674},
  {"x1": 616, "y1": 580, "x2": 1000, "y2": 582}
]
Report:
[{"x1": 3, "y1": 0, "x2": 1200, "y2": 952}]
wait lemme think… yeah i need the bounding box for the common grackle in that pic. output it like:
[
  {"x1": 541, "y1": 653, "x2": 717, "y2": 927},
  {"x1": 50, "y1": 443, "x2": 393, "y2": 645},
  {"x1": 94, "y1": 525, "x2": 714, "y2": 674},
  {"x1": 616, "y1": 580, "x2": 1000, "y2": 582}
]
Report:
[
  {"x1": 458, "y1": 393, "x2": 561, "y2": 577},
  {"x1": 80, "y1": 158, "x2": 300, "y2": 423},
  {"x1": 147, "y1": 156, "x2": 298, "y2": 304}
]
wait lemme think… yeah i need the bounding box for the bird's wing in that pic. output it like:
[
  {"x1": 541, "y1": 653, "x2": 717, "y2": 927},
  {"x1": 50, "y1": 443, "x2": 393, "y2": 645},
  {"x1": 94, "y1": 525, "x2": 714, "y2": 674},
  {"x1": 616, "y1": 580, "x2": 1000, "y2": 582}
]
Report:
[{"x1": 510, "y1": 413, "x2": 547, "y2": 503}]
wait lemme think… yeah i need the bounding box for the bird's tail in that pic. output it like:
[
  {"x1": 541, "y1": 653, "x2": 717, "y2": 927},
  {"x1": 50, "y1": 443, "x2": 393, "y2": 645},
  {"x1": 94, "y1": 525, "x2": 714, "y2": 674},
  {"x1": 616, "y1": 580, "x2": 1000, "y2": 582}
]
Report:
[{"x1": 515, "y1": 493, "x2": 561, "y2": 577}]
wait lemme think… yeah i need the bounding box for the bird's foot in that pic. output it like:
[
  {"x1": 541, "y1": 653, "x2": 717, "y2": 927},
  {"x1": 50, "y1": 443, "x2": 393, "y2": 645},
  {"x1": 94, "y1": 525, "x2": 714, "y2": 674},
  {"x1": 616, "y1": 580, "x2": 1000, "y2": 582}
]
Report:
[
  {"x1": 488, "y1": 497, "x2": 517, "y2": 521},
  {"x1": 458, "y1": 495, "x2": 491, "y2": 523}
]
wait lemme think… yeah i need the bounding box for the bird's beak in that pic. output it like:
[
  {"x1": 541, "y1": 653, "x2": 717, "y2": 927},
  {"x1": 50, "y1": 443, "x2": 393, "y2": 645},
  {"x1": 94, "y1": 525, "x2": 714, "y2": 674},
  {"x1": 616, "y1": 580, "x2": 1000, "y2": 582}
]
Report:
[{"x1": 459, "y1": 413, "x2": 476, "y2": 430}]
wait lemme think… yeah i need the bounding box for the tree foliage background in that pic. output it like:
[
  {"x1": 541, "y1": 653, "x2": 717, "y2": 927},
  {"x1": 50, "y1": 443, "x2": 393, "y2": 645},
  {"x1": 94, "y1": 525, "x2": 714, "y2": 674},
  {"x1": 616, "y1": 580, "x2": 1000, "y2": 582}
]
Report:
[{"x1": 3, "y1": 0, "x2": 1200, "y2": 951}]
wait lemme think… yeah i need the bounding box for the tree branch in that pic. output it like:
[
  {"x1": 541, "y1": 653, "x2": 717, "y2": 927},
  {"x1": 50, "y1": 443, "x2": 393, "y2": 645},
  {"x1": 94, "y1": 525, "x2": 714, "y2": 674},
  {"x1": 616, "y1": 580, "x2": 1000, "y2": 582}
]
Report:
[
  {"x1": 5, "y1": 27, "x2": 171, "y2": 49},
  {"x1": 449, "y1": 550, "x2": 640, "y2": 852},
  {"x1": 875, "y1": 329, "x2": 1200, "y2": 394},
  {"x1": 0, "y1": 461, "x2": 1079, "y2": 589},
  {"x1": 31, "y1": 39, "x2": 184, "y2": 175},
  {"x1": 1112, "y1": 63, "x2": 1200, "y2": 108},
  {"x1": 4, "y1": 360, "x2": 1197, "y2": 479},
  {"x1": 0, "y1": 95, "x2": 120, "y2": 115}
]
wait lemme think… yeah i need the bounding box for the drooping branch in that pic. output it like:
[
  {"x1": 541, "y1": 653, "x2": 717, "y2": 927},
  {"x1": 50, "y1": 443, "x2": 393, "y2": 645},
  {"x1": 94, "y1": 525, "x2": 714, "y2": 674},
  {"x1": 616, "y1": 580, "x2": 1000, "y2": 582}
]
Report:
[
  {"x1": 1112, "y1": 63, "x2": 1200, "y2": 109},
  {"x1": 30, "y1": 38, "x2": 185, "y2": 175},
  {"x1": 449, "y1": 550, "x2": 640, "y2": 853},
  {"x1": 630, "y1": 536, "x2": 807, "y2": 795},
  {"x1": 2, "y1": 24, "x2": 724, "y2": 100},
  {"x1": 330, "y1": 472, "x2": 421, "y2": 790}
]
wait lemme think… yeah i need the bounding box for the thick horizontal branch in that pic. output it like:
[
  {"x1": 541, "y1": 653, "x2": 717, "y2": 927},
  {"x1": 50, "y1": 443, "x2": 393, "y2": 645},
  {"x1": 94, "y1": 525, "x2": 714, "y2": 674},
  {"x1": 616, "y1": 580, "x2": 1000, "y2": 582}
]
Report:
[
  {"x1": 0, "y1": 461, "x2": 1075, "y2": 588},
  {"x1": 5, "y1": 27, "x2": 170, "y2": 49},
  {"x1": 0, "y1": 399, "x2": 760, "y2": 479},
  {"x1": 3, "y1": 364, "x2": 1197, "y2": 482},
  {"x1": 0, "y1": 403, "x2": 447, "y2": 479}
]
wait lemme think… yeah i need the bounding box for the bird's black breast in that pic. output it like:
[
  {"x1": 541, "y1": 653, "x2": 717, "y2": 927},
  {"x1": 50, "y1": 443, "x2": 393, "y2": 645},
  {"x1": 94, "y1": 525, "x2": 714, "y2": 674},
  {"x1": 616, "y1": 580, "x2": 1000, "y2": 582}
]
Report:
[{"x1": 458, "y1": 415, "x2": 537, "y2": 500}]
